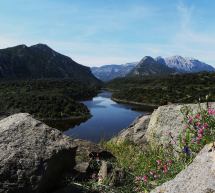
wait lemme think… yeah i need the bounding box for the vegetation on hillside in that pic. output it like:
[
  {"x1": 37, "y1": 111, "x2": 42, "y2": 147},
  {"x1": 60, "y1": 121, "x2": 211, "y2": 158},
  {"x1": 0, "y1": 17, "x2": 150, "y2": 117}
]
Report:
[
  {"x1": 0, "y1": 44, "x2": 101, "y2": 84},
  {"x1": 107, "y1": 72, "x2": 215, "y2": 106},
  {"x1": 0, "y1": 79, "x2": 100, "y2": 120}
]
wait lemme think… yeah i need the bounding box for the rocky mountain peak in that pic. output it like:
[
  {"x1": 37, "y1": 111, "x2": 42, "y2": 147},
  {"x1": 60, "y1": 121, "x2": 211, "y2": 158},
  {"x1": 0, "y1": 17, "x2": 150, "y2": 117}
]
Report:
[
  {"x1": 30, "y1": 43, "x2": 52, "y2": 51},
  {"x1": 139, "y1": 56, "x2": 155, "y2": 64}
]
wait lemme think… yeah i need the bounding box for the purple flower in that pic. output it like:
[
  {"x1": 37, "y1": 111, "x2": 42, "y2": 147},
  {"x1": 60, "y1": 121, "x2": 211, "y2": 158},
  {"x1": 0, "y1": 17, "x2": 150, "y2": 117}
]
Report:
[{"x1": 183, "y1": 145, "x2": 191, "y2": 156}]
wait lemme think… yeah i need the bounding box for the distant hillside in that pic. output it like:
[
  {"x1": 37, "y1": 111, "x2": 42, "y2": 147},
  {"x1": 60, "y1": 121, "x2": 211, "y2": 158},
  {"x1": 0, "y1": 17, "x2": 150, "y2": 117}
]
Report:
[
  {"x1": 129, "y1": 56, "x2": 175, "y2": 76},
  {"x1": 0, "y1": 44, "x2": 100, "y2": 84},
  {"x1": 107, "y1": 72, "x2": 215, "y2": 106},
  {"x1": 91, "y1": 62, "x2": 137, "y2": 81}
]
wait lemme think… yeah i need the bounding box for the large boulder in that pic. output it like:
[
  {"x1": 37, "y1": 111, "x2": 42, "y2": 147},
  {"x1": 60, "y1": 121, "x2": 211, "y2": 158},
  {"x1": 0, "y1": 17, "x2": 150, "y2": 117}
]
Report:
[
  {"x1": 0, "y1": 113, "x2": 108, "y2": 193},
  {"x1": 145, "y1": 102, "x2": 215, "y2": 147},
  {"x1": 150, "y1": 143, "x2": 215, "y2": 193},
  {"x1": 112, "y1": 114, "x2": 151, "y2": 148},
  {"x1": 0, "y1": 113, "x2": 77, "y2": 193}
]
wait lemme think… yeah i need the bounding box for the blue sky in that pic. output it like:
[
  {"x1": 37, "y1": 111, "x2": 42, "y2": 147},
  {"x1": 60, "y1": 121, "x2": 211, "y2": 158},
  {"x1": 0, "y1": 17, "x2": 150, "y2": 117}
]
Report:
[{"x1": 0, "y1": 0, "x2": 215, "y2": 67}]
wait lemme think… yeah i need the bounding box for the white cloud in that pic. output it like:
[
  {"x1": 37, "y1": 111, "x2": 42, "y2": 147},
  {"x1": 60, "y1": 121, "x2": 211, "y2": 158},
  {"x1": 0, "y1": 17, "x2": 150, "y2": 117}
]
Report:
[{"x1": 167, "y1": 1, "x2": 215, "y2": 66}]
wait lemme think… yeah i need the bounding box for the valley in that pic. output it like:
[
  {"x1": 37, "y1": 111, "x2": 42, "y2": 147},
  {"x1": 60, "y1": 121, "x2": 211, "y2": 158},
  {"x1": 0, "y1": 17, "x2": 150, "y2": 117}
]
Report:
[
  {"x1": 0, "y1": 44, "x2": 215, "y2": 193},
  {"x1": 1, "y1": 1, "x2": 215, "y2": 192}
]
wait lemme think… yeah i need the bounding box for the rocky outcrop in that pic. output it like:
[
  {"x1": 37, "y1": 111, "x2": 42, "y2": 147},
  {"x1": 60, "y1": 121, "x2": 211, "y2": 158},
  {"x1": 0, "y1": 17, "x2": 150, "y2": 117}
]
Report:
[
  {"x1": 145, "y1": 102, "x2": 215, "y2": 147},
  {"x1": 0, "y1": 113, "x2": 113, "y2": 193},
  {"x1": 112, "y1": 115, "x2": 150, "y2": 147},
  {"x1": 113, "y1": 102, "x2": 215, "y2": 149},
  {"x1": 150, "y1": 143, "x2": 215, "y2": 193},
  {"x1": 0, "y1": 113, "x2": 78, "y2": 193}
]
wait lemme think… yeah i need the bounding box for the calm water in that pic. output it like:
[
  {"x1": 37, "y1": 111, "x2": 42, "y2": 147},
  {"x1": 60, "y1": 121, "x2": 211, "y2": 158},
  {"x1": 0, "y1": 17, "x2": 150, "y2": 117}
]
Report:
[{"x1": 64, "y1": 91, "x2": 145, "y2": 143}]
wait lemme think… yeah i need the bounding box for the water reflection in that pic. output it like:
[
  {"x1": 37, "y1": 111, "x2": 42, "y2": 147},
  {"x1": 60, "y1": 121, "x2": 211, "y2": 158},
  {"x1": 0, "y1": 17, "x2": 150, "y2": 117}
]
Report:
[{"x1": 64, "y1": 91, "x2": 146, "y2": 143}]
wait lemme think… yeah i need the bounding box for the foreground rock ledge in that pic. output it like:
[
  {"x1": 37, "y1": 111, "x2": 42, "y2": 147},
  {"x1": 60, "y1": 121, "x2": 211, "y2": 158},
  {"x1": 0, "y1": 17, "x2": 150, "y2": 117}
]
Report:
[
  {"x1": 150, "y1": 143, "x2": 215, "y2": 193},
  {"x1": 145, "y1": 102, "x2": 215, "y2": 147},
  {"x1": 0, "y1": 113, "x2": 105, "y2": 193},
  {"x1": 112, "y1": 114, "x2": 151, "y2": 148}
]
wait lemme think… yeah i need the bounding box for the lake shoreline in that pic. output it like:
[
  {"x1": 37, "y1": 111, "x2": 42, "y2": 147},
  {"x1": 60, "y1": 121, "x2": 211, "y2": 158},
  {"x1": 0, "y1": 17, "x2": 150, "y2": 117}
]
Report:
[
  {"x1": 64, "y1": 90, "x2": 145, "y2": 142},
  {"x1": 111, "y1": 97, "x2": 158, "y2": 112}
]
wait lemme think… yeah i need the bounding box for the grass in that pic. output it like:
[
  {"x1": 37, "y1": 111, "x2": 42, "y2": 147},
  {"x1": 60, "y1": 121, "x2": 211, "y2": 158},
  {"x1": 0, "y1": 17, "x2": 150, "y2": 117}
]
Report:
[
  {"x1": 98, "y1": 104, "x2": 215, "y2": 192},
  {"x1": 101, "y1": 140, "x2": 193, "y2": 192},
  {"x1": 76, "y1": 104, "x2": 215, "y2": 193}
]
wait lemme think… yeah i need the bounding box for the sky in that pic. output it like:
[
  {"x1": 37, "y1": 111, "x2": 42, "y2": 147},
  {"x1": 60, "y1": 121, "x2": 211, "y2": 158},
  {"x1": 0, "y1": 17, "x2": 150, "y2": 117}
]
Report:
[{"x1": 0, "y1": 0, "x2": 215, "y2": 67}]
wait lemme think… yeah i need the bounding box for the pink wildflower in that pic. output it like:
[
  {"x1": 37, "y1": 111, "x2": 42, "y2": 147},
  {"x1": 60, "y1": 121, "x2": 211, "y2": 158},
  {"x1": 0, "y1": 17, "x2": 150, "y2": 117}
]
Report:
[
  {"x1": 208, "y1": 108, "x2": 215, "y2": 115},
  {"x1": 168, "y1": 160, "x2": 173, "y2": 165},
  {"x1": 203, "y1": 123, "x2": 208, "y2": 129},
  {"x1": 163, "y1": 164, "x2": 168, "y2": 173},
  {"x1": 195, "y1": 122, "x2": 201, "y2": 127},
  {"x1": 198, "y1": 133, "x2": 203, "y2": 138},
  {"x1": 142, "y1": 175, "x2": 148, "y2": 182},
  {"x1": 188, "y1": 116, "x2": 193, "y2": 123},
  {"x1": 197, "y1": 134, "x2": 203, "y2": 142},
  {"x1": 198, "y1": 128, "x2": 204, "y2": 135},
  {"x1": 195, "y1": 114, "x2": 201, "y2": 119}
]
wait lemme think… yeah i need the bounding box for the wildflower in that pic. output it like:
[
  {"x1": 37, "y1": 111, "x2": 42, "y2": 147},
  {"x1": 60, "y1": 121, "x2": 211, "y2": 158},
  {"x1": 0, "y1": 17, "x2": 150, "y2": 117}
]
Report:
[
  {"x1": 195, "y1": 122, "x2": 201, "y2": 127},
  {"x1": 188, "y1": 116, "x2": 193, "y2": 123},
  {"x1": 203, "y1": 123, "x2": 208, "y2": 129},
  {"x1": 135, "y1": 176, "x2": 141, "y2": 181},
  {"x1": 208, "y1": 108, "x2": 215, "y2": 115},
  {"x1": 163, "y1": 164, "x2": 168, "y2": 173},
  {"x1": 153, "y1": 174, "x2": 158, "y2": 179},
  {"x1": 156, "y1": 160, "x2": 162, "y2": 165},
  {"x1": 195, "y1": 114, "x2": 201, "y2": 119},
  {"x1": 197, "y1": 133, "x2": 203, "y2": 139},
  {"x1": 149, "y1": 171, "x2": 155, "y2": 175},
  {"x1": 198, "y1": 128, "x2": 204, "y2": 135},
  {"x1": 197, "y1": 138, "x2": 201, "y2": 144},
  {"x1": 168, "y1": 160, "x2": 173, "y2": 165},
  {"x1": 183, "y1": 145, "x2": 191, "y2": 156},
  {"x1": 142, "y1": 175, "x2": 148, "y2": 182}
]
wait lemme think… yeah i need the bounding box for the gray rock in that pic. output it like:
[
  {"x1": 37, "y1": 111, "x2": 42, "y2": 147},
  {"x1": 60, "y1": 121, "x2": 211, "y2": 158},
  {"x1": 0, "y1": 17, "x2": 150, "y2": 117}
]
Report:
[
  {"x1": 150, "y1": 143, "x2": 215, "y2": 193},
  {"x1": 145, "y1": 102, "x2": 215, "y2": 147},
  {"x1": 109, "y1": 168, "x2": 126, "y2": 187},
  {"x1": 112, "y1": 114, "x2": 151, "y2": 147},
  {"x1": 98, "y1": 161, "x2": 108, "y2": 184},
  {"x1": 0, "y1": 113, "x2": 105, "y2": 193}
]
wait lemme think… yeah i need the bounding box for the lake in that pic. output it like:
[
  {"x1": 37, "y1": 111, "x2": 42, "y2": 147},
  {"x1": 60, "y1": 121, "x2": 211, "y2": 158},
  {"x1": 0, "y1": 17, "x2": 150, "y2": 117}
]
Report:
[{"x1": 64, "y1": 91, "x2": 146, "y2": 143}]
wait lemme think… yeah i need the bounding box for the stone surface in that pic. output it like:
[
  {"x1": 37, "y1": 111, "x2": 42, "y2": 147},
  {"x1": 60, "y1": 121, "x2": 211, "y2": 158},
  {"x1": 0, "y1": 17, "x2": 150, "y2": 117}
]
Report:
[
  {"x1": 112, "y1": 114, "x2": 151, "y2": 147},
  {"x1": 0, "y1": 113, "x2": 109, "y2": 193},
  {"x1": 0, "y1": 113, "x2": 77, "y2": 193},
  {"x1": 150, "y1": 143, "x2": 215, "y2": 193},
  {"x1": 98, "y1": 161, "x2": 108, "y2": 184},
  {"x1": 145, "y1": 102, "x2": 215, "y2": 147}
]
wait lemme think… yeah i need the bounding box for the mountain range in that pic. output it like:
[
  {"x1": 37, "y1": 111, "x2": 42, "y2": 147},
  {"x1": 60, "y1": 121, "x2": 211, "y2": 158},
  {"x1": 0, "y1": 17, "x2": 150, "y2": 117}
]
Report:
[
  {"x1": 0, "y1": 44, "x2": 100, "y2": 84},
  {"x1": 129, "y1": 56, "x2": 175, "y2": 76},
  {"x1": 91, "y1": 62, "x2": 137, "y2": 81},
  {"x1": 91, "y1": 56, "x2": 214, "y2": 81}
]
